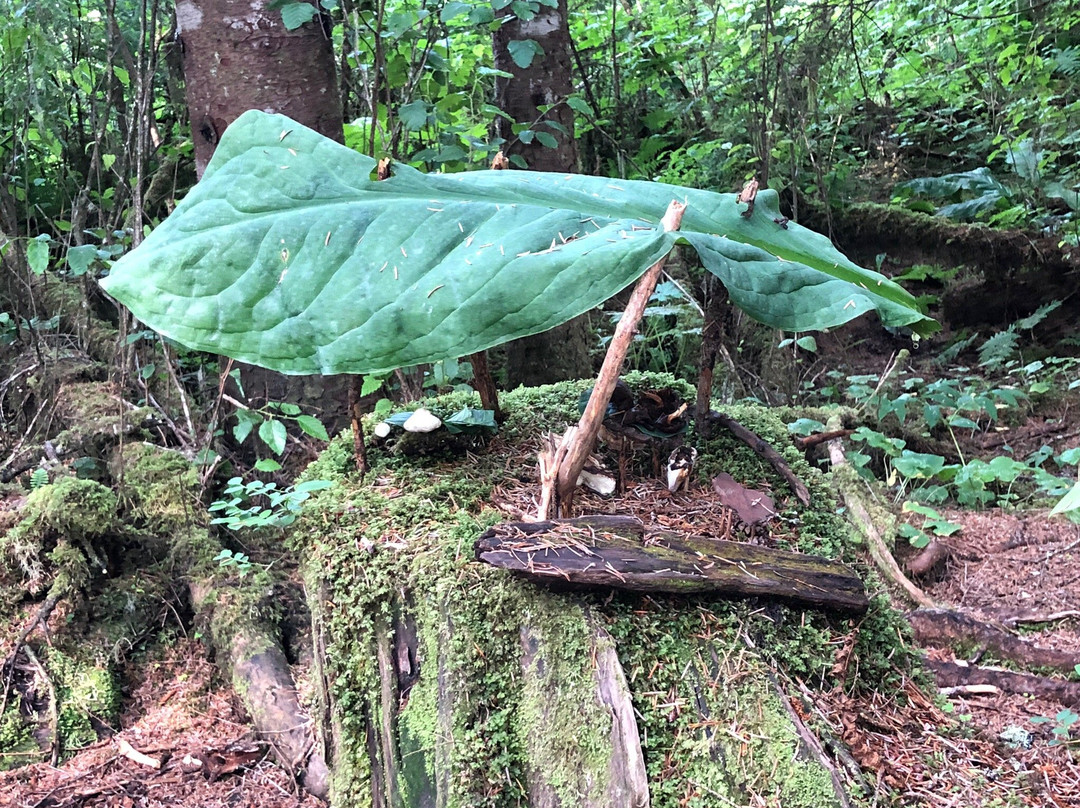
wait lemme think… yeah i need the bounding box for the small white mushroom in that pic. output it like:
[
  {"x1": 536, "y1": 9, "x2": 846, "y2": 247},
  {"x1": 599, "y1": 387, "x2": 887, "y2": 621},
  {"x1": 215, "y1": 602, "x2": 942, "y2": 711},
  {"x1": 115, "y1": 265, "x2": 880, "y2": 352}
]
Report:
[
  {"x1": 403, "y1": 408, "x2": 442, "y2": 433},
  {"x1": 372, "y1": 421, "x2": 393, "y2": 439}
]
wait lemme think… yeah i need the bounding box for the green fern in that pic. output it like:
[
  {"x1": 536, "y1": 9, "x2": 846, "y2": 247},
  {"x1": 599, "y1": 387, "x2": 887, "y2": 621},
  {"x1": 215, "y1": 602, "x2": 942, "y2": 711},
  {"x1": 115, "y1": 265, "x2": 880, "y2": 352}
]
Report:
[
  {"x1": 978, "y1": 330, "x2": 1020, "y2": 370},
  {"x1": 1052, "y1": 46, "x2": 1080, "y2": 78},
  {"x1": 1015, "y1": 300, "x2": 1061, "y2": 331},
  {"x1": 30, "y1": 468, "x2": 49, "y2": 490}
]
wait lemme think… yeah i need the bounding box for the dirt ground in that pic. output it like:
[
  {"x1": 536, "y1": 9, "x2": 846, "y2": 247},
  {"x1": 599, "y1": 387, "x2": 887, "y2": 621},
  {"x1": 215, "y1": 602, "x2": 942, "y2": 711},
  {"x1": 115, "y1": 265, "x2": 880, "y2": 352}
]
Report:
[{"x1": 1, "y1": 641, "x2": 322, "y2": 808}]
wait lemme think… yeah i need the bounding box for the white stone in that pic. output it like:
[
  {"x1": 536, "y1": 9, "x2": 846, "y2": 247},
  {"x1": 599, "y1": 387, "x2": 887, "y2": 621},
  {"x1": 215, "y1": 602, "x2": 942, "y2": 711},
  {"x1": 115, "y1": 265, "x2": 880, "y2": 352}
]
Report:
[{"x1": 578, "y1": 469, "x2": 616, "y2": 496}]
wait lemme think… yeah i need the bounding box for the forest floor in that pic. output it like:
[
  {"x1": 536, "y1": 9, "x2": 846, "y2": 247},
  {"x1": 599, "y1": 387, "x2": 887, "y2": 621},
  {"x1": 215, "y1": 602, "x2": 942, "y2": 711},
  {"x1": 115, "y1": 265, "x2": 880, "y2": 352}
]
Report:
[{"x1": 3, "y1": 330, "x2": 1080, "y2": 808}]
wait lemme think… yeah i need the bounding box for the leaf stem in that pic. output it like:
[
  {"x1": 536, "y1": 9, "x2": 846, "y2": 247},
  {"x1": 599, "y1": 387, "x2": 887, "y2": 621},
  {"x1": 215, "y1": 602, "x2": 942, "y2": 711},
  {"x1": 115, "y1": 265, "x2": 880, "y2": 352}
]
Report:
[{"x1": 555, "y1": 199, "x2": 686, "y2": 514}]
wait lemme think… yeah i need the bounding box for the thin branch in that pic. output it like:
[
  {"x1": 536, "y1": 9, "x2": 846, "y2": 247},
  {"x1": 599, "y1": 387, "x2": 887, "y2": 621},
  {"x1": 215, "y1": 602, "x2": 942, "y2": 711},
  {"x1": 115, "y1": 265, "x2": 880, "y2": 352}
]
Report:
[{"x1": 555, "y1": 200, "x2": 686, "y2": 514}]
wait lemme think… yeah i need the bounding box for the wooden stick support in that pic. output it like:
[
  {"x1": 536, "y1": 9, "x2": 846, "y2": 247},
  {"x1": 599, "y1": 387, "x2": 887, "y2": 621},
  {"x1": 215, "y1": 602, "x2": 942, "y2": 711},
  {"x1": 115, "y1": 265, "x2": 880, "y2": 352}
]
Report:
[{"x1": 555, "y1": 200, "x2": 686, "y2": 514}]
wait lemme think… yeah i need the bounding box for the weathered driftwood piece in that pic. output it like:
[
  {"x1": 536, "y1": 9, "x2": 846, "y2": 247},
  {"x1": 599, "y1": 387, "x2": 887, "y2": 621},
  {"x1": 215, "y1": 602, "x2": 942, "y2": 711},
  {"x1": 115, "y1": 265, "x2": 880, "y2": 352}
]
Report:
[
  {"x1": 475, "y1": 515, "x2": 868, "y2": 613},
  {"x1": 908, "y1": 608, "x2": 1080, "y2": 674},
  {"x1": 708, "y1": 410, "x2": 811, "y2": 506}
]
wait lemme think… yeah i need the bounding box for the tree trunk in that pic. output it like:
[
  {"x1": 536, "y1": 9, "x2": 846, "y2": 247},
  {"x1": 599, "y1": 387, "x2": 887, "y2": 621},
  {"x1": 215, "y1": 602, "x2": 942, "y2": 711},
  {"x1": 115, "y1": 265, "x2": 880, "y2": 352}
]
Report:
[
  {"x1": 176, "y1": 0, "x2": 344, "y2": 178},
  {"x1": 494, "y1": 0, "x2": 593, "y2": 387},
  {"x1": 175, "y1": 0, "x2": 355, "y2": 430}
]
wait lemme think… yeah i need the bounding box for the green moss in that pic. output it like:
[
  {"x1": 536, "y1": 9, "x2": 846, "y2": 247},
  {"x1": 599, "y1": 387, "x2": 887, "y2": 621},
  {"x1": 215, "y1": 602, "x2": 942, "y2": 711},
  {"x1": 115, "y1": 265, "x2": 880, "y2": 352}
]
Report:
[
  {"x1": 25, "y1": 477, "x2": 117, "y2": 539},
  {"x1": 44, "y1": 645, "x2": 120, "y2": 758},
  {"x1": 52, "y1": 381, "x2": 152, "y2": 452},
  {"x1": 112, "y1": 442, "x2": 204, "y2": 534},
  {"x1": 517, "y1": 598, "x2": 613, "y2": 804},
  {"x1": 2, "y1": 478, "x2": 116, "y2": 596},
  {"x1": 0, "y1": 703, "x2": 38, "y2": 770}
]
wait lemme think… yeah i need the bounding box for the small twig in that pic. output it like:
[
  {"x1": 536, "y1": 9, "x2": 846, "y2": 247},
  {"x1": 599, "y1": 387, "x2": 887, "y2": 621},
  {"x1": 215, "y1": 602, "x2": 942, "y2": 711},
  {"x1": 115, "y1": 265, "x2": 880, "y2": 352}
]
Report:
[
  {"x1": 348, "y1": 376, "x2": 369, "y2": 475},
  {"x1": 765, "y1": 669, "x2": 853, "y2": 808},
  {"x1": 2, "y1": 592, "x2": 63, "y2": 717},
  {"x1": 856, "y1": 349, "x2": 907, "y2": 417},
  {"x1": 161, "y1": 342, "x2": 195, "y2": 439},
  {"x1": 1046, "y1": 536, "x2": 1080, "y2": 560},
  {"x1": 537, "y1": 428, "x2": 575, "y2": 521},
  {"x1": 795, "y1": 429, "x2": 853, "y2": 450},
  {"x1": 22, "y1": 644, "x2": 60, "y2": 766},
  {"x1": 116, "y1": 737, "x2": 163, "y2": 769},
  {"x1": 710, "y1": 410, "x2": 811, "y2": 506}
]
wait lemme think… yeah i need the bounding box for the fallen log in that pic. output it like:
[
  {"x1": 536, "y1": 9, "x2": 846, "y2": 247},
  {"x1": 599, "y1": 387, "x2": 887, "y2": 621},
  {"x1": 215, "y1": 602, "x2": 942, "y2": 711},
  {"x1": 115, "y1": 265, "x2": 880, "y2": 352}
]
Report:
[
  {"x1": 475, "y1": 515, "x2": 868, "y2": 613},
  {"x1": 923, "y1": 658, "x2": 1080, "y2": 706},
  {"x1": 908, "y1": 608, "x2": 1080, "y2": 674}
]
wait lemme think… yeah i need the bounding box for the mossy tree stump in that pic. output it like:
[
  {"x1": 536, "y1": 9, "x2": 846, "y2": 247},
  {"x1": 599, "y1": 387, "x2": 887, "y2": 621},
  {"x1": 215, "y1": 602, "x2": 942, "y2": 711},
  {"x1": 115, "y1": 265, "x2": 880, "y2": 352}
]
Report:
[{"x1": 294, "y1": 377, "x2": 906, "y2": 807}]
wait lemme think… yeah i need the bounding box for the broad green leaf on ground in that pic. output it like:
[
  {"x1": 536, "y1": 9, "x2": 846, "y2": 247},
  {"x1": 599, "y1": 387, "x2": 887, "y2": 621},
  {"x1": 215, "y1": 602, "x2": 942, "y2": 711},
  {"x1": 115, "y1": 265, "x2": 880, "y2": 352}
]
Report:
[{"x1": 101, "y1": 111, "x2": 935, "y2": 376}]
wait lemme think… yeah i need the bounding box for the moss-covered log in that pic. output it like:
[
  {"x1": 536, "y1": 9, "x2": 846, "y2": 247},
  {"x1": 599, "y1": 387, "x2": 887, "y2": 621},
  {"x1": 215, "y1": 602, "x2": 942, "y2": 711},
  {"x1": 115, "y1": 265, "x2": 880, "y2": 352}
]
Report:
[{"x1": 476, "y1": 516, "x2": 868, "y2": 613}]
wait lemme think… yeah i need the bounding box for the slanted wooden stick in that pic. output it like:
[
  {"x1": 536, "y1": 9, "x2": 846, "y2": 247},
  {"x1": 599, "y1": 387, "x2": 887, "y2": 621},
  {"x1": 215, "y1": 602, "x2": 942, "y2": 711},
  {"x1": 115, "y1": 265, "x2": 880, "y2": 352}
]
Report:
[{"x1": 555, "y1": 200, "x2": 686, "y2": 514}]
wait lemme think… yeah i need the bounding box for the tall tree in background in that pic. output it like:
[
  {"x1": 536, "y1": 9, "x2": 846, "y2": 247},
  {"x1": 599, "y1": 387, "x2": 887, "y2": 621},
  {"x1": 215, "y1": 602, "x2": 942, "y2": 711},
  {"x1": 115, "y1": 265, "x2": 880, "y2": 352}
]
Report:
[
  {"x1": 176, "y1": 0, "x2": 351, "y2": 424},
  {"x1": 176, "y1": 0, "x2": 344, "y2": 177},
  {"x1": 493, "y1": 0, "x2": 594, "y2": 387}
]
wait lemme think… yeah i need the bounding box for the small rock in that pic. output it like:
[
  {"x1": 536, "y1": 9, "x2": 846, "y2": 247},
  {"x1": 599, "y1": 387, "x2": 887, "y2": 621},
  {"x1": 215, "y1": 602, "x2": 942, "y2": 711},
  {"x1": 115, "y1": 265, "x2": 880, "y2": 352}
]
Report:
[
  {"x1": 578, "y1": 469, "x2": 616, "y2": 496},
  {"x1": 372, "y1": 421, "x2": 392, "y2": 439}
]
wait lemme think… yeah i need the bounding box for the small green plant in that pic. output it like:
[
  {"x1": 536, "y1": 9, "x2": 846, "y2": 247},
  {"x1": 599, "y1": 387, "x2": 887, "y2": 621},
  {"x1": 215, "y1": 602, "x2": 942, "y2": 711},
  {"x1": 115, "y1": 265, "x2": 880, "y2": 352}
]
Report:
[
  {"x1": 843, "y1": 424, "x2": 1074, "y2": 509},
  {"x1": 1031, "y1": 708, "x2": 1079, "y2": 746},
  {"x1": 226, "y1": 370, "x2": 331, "y2": 471},
  {"x1": 209, "y1": 477, "x2": 334, "y2": 530},
  {"x1": 213, "y1": 548, "x2": 254, "y2": 577},
  {"x1": 899, "y1": 503, "x2": 962, "y2": 549},
  {"x1": 29, "y1": 468, "x2": 49, "y2": 490},
  {"x1": 977, "y1": 301, "x2": 1061, "y2": 372}
]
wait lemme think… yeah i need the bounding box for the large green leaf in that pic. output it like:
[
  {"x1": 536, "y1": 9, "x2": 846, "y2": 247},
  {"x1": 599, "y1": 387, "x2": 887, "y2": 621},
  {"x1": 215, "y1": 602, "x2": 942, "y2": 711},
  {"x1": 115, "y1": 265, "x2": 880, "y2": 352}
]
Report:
[{"x1": 101, "y1": 111, "x2": 934, "y2": 376}]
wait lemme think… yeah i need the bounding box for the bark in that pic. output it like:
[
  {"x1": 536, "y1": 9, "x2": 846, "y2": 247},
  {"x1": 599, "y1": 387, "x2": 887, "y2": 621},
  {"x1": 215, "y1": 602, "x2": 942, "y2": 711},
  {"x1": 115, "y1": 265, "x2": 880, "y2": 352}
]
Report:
[
  {"x1": 476, "y1": 515, "x2": 869, "y2": 613},
  {"x1": 908, "y1": 608, "x2": 1080, "y2": 674},
  {"x1": 494, "y1": 0, "x2": 592, "y2": 386},
  {"x1": 176, "y1": 0, "x2": 343, "y2": 178},
  {"x1": 923, "y1": 658, "x2": 1080, "y2": 706}
]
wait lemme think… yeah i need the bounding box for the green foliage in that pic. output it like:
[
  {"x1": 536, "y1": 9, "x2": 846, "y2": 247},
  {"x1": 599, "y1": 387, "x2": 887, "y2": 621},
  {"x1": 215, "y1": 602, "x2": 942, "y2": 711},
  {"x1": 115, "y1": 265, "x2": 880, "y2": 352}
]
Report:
[
  {"x1": 899, "y1": 503, "x2": 962, "y2": 549},
  {"x1": 225, "y1": 376, "x2": 331, "y2": 465},
  {"x1": 209, "y1": 476, "x2": 334, "y2": 531},
  {"x1": 894, "y1": 168, "x2": 1015, "y2": 222},
  {"x1": 213, "y1": 548, "x2": 255, "y2": 577},
  {"x1": 1031, "y1": 708, "x2": 1079, "y2": 746},
  {"x1": 602, "y1": 280, "x2": 702, "y2": 378}
]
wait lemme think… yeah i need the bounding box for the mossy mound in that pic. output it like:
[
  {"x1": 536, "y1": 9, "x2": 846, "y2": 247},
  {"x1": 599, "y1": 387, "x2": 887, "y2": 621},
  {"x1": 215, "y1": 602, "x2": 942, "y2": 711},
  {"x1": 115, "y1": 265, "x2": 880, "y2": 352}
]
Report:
[
  {"x1": 0, "y1": 445, "x2": 214, "y2": 767},
  {"x1": 1, "y1": 477, "x2": 117, "y2": 596},
  {"x1": 293, "y1": 374, "x2": 915, "y2": 807}
]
